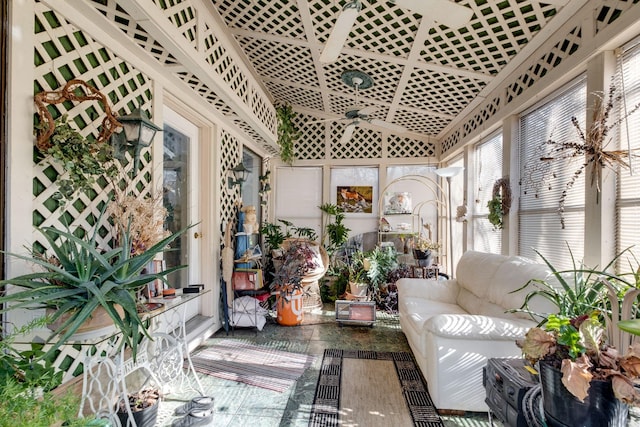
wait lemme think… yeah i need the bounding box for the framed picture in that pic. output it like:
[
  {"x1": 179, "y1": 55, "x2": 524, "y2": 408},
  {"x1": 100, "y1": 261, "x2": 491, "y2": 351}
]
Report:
[
  {"x1": 383, "y1": 192, "x2": 412, "y2": 214},
  {"x1": 336, "y1": 186, "x2": 373, "y2": 213}
]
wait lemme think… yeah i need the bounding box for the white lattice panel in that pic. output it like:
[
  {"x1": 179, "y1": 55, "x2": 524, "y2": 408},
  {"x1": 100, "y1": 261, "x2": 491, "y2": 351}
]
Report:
[
  {"x1": 295, "y1": 113, "x2": 326, "y2": 161},
  {"x1": 34, "y1": 4, "x2": 153, "y2": 250},
  {"x1": 331, "y1": 123, "x2": 381, "y2": 159},
  {"x1": 265, "y1": 81, "x2": 325, "y2": 112},
  {"x1": 387, "y1": 136, "x2": 437, "y2": 159},
  {"x1": 220, "y1": 130, "x2": 242, "y2": 227}
]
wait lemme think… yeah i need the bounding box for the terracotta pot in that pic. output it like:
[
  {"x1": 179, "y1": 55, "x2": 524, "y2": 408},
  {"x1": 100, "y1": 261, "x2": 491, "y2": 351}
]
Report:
[{"x1": 276, "y1": 290, "x2": 304, "y2": 326}]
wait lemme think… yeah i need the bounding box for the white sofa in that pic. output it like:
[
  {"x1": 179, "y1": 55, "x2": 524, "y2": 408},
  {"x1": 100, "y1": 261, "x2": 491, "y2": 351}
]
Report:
[{"x1": 397, "y1": 250, "x2": 555, "y2": 412}]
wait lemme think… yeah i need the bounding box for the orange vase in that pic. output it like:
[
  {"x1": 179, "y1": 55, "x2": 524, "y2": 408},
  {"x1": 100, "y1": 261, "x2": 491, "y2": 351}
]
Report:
[{"x1": 276, "y1": 290, "x2": 304, "y2": 326}]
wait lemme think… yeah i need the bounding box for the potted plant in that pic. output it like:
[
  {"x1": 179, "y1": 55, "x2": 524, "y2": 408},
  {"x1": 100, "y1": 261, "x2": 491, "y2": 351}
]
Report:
[
  {"x1": 275, "y1": 103, "x2": 301, "y2": 165},
  {"x1": 270, "y1": 239, "x2": 320, "y2": 326},
  {"x1": 0, "y1": 210, "x2": 189, "y2": 361},
  {"x1": 35, "y1": 114, "x2": 118, "y2": 202},
  {"x1": 513, "y1": 245, "x2": 640, "y2": 427},
  {"x1": 116, "y1": 387, "x2": 161, "y2": 427},
  {"x1": 412, "y1": 236, "x2": 440, "y2": 267},
  {"x1": 347, "y1": 247, "x2": 398, "y2": 298}
]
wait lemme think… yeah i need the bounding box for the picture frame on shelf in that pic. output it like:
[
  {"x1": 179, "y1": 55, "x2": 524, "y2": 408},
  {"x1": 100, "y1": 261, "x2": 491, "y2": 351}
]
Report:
[{"x1": 383, "y1": 191, "x2": 412, "y2": 215}]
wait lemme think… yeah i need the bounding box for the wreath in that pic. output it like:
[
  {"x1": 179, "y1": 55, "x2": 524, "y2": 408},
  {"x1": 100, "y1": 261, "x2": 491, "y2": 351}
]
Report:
[{"x1": 487, "y1": 178, "x2": 511, "y2": 230}]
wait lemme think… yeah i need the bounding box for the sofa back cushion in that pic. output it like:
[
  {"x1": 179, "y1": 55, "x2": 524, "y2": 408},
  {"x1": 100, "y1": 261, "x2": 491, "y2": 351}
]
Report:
[
  {"x1": 487, "y1": 255, "x2": 557, "y2": 320},
  {"x1": 456, "y1": 251, "x2": 508, "y2": 300}
]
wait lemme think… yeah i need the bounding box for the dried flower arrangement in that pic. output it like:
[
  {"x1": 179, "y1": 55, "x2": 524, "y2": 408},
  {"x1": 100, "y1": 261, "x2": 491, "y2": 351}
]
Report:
[
  {"x1": 413, "y1": 236, "x2": 441, "y2": 252},
  {"x1": 108, "y1": 189, "x2": 170, "y2": 256},
  {"x1": 521, "y1": 84, "x2": 640, "y2": 229},
  {"x1": 520, "y1": 84, "x2": 640, "y2": 229}
]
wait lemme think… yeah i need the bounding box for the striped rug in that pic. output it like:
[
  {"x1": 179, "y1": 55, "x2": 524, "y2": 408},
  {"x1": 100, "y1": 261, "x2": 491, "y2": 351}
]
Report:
[
  {"x1": 309, "y1": 349, "x2": 444, "y2": 427},
  {"x1": 189, "y1": 339, "x2": 315, "y2": 393}
]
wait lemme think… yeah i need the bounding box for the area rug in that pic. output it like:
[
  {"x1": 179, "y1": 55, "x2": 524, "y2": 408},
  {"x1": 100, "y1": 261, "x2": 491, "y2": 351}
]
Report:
[
  {"x1": 189, "y1": 340, "x2": 315, "y2": 392},
  {"x1": 309, "y1": 349, "x2": 444, "y2": 427}
]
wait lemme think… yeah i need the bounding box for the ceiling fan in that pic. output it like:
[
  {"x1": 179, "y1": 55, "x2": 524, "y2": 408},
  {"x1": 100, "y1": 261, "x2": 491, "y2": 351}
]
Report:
[
  {"x1": 320, "y1": 0, "x2": 474, "y2": 63},
  {"x1": 310, "y1": 70, "x2": 407, "y2": 144}
]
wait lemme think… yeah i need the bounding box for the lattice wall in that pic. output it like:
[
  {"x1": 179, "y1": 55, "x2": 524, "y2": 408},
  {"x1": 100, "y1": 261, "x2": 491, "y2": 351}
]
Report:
[
  {"x1": 220, "y1": 130, "x2": 242, "y2": 230},
  {"x1": 441, "y1": 0, "x2": 639, "y2": 155},
  {"x1": 33, "y1": 3, "x2": 154, "y2": 252}
]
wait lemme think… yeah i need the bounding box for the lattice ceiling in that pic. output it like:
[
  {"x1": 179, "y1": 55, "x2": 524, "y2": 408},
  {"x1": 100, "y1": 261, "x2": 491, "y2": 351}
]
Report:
[{"x1": 211, "y1": 0, "x2": 563, "y2": 139}]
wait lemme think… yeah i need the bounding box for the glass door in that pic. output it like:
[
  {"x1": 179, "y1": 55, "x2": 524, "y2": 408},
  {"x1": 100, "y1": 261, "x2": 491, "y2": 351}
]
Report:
[{"x1": 162, "y1": 106, "x2": 201, "y2": 289}]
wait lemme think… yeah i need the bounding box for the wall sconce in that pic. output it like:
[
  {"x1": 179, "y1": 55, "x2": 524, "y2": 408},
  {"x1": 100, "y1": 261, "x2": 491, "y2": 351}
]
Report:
[
  {"x1": 228, "y1": 162, "x2": 250, "y2": 198},
  {"x1": 111, "y1": 108, "x2": 162, "y2": 174},
  {"x1": 117, "y1": 108, "x2": 163, "y2": 147}
]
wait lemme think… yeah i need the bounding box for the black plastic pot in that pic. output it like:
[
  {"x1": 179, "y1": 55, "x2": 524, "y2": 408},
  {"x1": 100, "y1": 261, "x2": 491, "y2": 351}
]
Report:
[
  {"x1": 412, "y1": 249, "x2": 433, "y2": 267},
  {"x1": 116, "y1": 401, "x2": 159, "y2": 427},
  {"x1": 539, "y1": 362, "x2": 628, "y2": 427}
]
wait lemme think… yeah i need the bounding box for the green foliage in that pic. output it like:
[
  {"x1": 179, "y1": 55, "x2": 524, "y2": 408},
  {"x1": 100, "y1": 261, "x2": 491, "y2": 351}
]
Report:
[
  {"x1": 546, "y1": 314, "x2": 585, "y2": 359},
  {"x1": 259, "y1": 219, "x2": 318, "y2": 252},
  {"x1": 276, "y1": 104, "x2": 301, "y2": 165},
  {"x1": 348, "y1": 247, "x2": 398, "y2": 289},
  {"x1": 0, "y1": 378, "x2": 95, "y2": 427},
  {"x1": 510, "y1": 244, "x2": 635, "y2": 324},
  {"x1": 0, "y1": 211, "x2": 190, "y2": 361},
  {"x1": 487, "y1": 195, "x2": 503, "y2": 230},
  {"x1": 36, "y1": 114, "x2": 118, "y2": 201},
  {"x1": 319, "y1": 203, "x2": 350, "y2": 271}
]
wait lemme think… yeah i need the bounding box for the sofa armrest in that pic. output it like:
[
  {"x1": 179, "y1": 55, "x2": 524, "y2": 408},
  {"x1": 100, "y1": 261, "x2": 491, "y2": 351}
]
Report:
[
  {"x1": 424, "y1": 313, "x2": 534, "y2": 341},
  {"x1": 396, "y1": 278, "x2": 459, "y2": 304}
]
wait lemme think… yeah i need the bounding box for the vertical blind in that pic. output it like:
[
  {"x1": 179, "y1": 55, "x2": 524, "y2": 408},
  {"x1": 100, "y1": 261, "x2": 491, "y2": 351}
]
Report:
[
  {"x1": 518, "y1": 78, "x2": 586, "y2": 268},
  {"x1": 472, "y1": 132, "x2": 503, "y2": 254},
  {"x1": 617, "y1": 44, "x2": 640, "y2": 261}
]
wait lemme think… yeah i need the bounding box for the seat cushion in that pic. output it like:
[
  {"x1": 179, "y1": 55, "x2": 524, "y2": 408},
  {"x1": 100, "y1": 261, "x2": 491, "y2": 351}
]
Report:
[{"x1": 424, "y1": 313, "x2": 535, "y2": 341}]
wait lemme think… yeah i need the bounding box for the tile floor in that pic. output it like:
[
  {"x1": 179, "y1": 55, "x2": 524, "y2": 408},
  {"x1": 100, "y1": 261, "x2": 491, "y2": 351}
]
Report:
[{"x1": 158, "y1": 303, "x2": 495, "y2": 427}]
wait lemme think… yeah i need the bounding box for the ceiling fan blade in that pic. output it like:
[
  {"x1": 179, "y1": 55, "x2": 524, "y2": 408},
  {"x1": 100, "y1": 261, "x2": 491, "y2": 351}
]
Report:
[
  {"x1": 356, "y1": 105, "x2": 378, "y2": 116},
  {"x1": 392, "y1": 0, "x2": 473, "y2": 28},
  {"x1": 369, "y1": 118, "x2": 407, "y2": 134},
  {"x1": 339, "y1": 122, "x2": 357, "y2": 145},
  {"x1": 319, "y1": 0, "x2": 362, "y2": 63}
]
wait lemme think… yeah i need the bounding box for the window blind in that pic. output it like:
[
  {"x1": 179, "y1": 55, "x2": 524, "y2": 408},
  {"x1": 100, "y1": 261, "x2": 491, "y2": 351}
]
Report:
[
  {"x1": 472, "y1": 132, "x2": 502, "y2": 254},
  {"x1": 518, "y1": 78, "x2": 586, "y2": 268},
  {"x1": 617, "y1": 45, "x2": 640, "y2": 260}
]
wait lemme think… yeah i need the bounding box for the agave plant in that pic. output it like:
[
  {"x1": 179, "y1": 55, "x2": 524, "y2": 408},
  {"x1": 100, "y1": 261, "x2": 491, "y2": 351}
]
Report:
[{"x1": 0, "y1": 221, "x2": 189, "y2": 361}]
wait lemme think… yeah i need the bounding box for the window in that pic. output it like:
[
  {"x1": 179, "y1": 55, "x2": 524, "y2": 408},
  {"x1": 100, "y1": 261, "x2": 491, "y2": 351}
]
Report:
[
  {"x1": 242, "y1": 148, "x2": 262, "y2": 226},
  {"x1": 472, "y1": 132, "x2": 502, "y2": 254},
  {"x1": 275, "y1": 166, "x2": 323, "y2": 236},
  {"x1": 518, "y1": 78, "x2": 586, "y2": 268},
  {"x1": 617, "y1": 43, "x2": 640, "y2": 259}
]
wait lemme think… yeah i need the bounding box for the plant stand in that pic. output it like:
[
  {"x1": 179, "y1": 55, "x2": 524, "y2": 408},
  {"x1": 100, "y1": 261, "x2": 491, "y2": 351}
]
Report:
[{"x1": 335, "y1": 300, "x2": 376, "y2": 327}]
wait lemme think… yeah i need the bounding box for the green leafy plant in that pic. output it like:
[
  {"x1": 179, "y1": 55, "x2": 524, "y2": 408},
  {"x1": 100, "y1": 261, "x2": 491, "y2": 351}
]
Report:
[
  {"x1": 0, "y1": 215, "x2": 190, "y2": 361},
  {"x1": 509, "y1": 245, "x2": 633, "y2": 323},
  {"x1": 348, "y1": 247, "x2": 398, "y2": 290},
  {"x1": 518, "y1": 313, "x2": 640, "y2": 405},
  {"x1": 270, "y1": 240, "x2": 320, "y2": 302},
  {"x1": 260, "y1": 219, "x2": 317, "y2": 252},
  {"x1": 36, "y1": 114, "x2": 118, "y2": 201},
  {"x1": 487, "y1": 195, "x2": 503, "y2": 230},
  {"x1": 319, "y1": 203, "x2": 350, "y2": 272},
  {"x1": 276, "y1": 104, "x2": 301, "y2": 165}
]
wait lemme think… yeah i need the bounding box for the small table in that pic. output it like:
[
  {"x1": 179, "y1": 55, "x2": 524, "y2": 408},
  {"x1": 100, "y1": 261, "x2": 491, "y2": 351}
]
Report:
[{"x1": 411, "y1": 264, "x2": 440, "y2": 279}]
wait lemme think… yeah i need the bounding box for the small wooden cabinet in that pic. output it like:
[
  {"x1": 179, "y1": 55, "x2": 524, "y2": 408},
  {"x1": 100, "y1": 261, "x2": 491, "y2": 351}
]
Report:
[{"x1": 335, "y1": 300, "x2": 376, "y2": 327}]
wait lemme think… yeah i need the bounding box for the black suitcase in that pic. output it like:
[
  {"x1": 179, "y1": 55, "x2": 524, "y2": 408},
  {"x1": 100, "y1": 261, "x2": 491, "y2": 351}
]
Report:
[{"x1": 483, "y1": 358, "x2": 539, "y2": 427}]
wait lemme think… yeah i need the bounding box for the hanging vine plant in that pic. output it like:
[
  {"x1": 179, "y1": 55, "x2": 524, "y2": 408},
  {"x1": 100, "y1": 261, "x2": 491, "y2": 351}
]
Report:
[
  {"x1": 487, "y1": 178, "x2": 511, "y2": 230},
  {"x1": 34, "y1": 80, "x2": 121, "y2": 201},
  {"x1": 276, "y1": 103, "x2": 301, "y2": 166}
]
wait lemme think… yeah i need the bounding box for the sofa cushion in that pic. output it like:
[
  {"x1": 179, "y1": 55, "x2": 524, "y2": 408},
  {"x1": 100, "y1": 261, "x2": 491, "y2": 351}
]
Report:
[
  {"x1": 456, "y1": 251, "x2": 507, "y2": 300},
  {"x1": 488, "y1": 256, "x2": 557, "y2": 320},
  {"x1": 401, "y1": 297, "x2": 468, "y2": 357},
  {"x1": 456, "y1": 288, "x2": 518, "y2": 319},
  {"x1": 424, "y1": 313, "x2": 535, "y2": 341}
]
